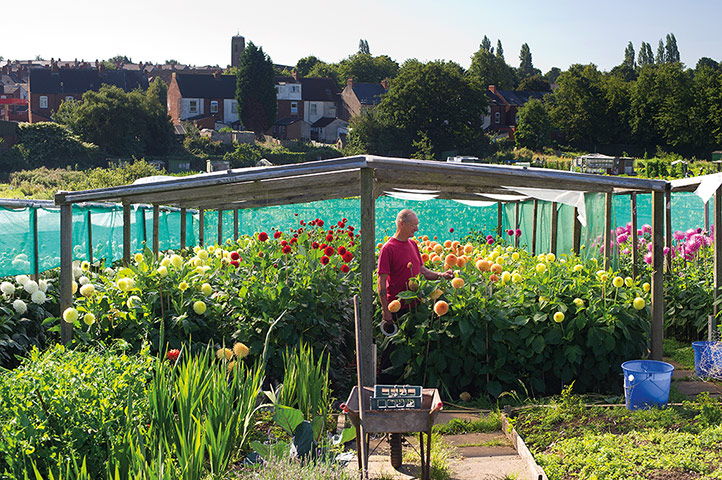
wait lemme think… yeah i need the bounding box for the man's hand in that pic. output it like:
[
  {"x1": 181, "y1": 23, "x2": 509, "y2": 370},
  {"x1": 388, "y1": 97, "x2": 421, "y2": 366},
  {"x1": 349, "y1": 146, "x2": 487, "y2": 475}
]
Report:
[
  {"x1": 439, "y1": 269, "x2": 455, "y2": 280},
  {"x1": 382, "y1": 309, "x2": 394, "y2": 324}
]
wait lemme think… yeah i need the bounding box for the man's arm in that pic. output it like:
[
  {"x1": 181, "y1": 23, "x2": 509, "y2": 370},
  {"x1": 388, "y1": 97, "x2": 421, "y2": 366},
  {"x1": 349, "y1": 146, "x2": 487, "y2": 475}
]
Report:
[
  {"x1": 377, "y1": 273, "x2": 393, "y2": 324},
  {"x1": 420, "y1": 265, "x2": 455, "y2": 280}
]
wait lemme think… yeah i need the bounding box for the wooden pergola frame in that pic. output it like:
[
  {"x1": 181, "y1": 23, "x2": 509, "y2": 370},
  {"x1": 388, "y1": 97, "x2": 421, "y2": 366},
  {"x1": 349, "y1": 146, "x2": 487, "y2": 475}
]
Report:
[{"x1": 55, "y1": 156, "x2": 671, "y2": 384}]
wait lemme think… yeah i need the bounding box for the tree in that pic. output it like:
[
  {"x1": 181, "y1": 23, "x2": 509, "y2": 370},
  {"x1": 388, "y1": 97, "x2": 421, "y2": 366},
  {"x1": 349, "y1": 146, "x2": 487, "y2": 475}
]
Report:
[
  {"x1": 337, "y1": 53, "x2": 398, "y2": 84},
  {"x1": 638, "y1": 42, "x2": 654, "y2": 67},
  {"x1": 515, "y1": 99, "x2": 551, "y2": 150},
  {"x1": 307, "y1": 62, "x2": 341, "y2": 86},
  {"x1": 378, "y1": 59, "x2": 488, "y2": 157},
  {"x1": 54, "y1": 84, "x2": 174, "y2": 156},
  {"x1": 468, "y1": 47, "x2": 514, "y2": 89},
  {"x1": 235, "y1": 42, "x2": 277, "y2": 137},
  {"x1": 480, "y1": 36, "x2": 492, "y2": 53},
  {"x1": 624, "y1": 42, "x2": 636, "y2": 70},
  {"x1": 544, "y1": 67, "x2": 562, "y2": 84},
  {"x1": 665, "y1": 33, "x2": 680, "y2": 63},
  {"x1": 496, "y1": 40, "x2": 505, "y2": 60},
  {"x1": 358, "y1": 39, "x2": 370, "y2": 55},
  {"x1": 344, "y1": 107, "x2": 408, "y2": 156},
  {"x1": 518, "y1": 43, "x2": 537, "y2": 79},
  {"x1": 517, "y1": 75, "x2": 551, "y2": 92},
  {"x1": 656, "y1": 39, "x2": 665, "y2": 64},
  {"x1": 296, "y1": 56, "x2": 320, "y2": 77}
]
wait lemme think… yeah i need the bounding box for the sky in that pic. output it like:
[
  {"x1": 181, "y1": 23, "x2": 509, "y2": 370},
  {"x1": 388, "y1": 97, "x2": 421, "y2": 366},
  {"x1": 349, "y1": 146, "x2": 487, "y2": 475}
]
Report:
[{"x1": 5, "y1": 0, "x2": 721, "y2": 73}]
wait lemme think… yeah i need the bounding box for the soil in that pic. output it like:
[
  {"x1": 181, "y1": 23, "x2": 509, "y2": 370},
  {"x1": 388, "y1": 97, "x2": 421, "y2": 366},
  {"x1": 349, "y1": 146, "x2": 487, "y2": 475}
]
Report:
[{"x1": 647, "y1": 469, "x2": 702, "y2": 480}]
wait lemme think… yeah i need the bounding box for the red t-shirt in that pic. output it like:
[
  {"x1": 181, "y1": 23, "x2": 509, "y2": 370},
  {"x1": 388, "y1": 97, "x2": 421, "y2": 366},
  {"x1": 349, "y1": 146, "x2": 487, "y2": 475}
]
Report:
[{"x1": 378, "y1": 237, "x2": 422, "y2": 304}]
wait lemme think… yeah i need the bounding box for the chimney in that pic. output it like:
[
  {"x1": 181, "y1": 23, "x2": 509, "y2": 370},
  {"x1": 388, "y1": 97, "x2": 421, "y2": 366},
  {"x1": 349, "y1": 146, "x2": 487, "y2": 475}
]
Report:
[
  {"x1": 346, "y1": 78, "x2": 354, "y2": 89},
  {"x1": 213, "y1": 70, "x2": 221, "y2": 80},
  {"x1": 291, "y1": 68, "x2": 298, "y2": 81},
  {"x1": 51, "y1": 59, "x2": 59, "y2": 72},
  {"x1": 489, "y1": 84, "x2": 497, "y2": 94},
  {"x1": 74, "y1": 58, "x2": 79, "y2": 67},
  {"x1": 95, "y1": 59, "x2": 99, "y2": 69},
  {"x1": 99, "y1": 62, "x2": 106, "y2": 74},
  {"x1": 380, "y1": 78, "x2": 389, "y2": 90},
  {"x1": 1, "y1": 65, "x2": 6, "y2": 75}
]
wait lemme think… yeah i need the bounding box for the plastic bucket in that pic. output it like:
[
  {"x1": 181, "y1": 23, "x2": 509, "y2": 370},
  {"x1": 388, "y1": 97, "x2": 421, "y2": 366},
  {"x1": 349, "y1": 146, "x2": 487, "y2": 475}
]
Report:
[
  {"x1": 692, "y1": 341, "x2": 722, "y2": 378},
  {"x1": 621, "y1": 360, "x2": 674, "y2": 410}
]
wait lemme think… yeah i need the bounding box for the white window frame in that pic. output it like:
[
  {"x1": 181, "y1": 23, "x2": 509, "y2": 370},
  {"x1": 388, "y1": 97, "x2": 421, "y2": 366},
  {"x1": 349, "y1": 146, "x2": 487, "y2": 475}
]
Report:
[
  {"x1": 39, "y1": 96, "x2": 48, "y2": 109},
  {"x1": 210, "y1": 101, "x2": 219, "y2": 113},
  {"x1": 329, "y1": 105, "x2": 336, "y2": 117},
  {"x1": 231, "y1": 101, "x2": 238, "y2": 114},
  {"x1": 494, "y1": 112, "x2": 501, "y2": 124},
  {"x1": 189, "y1": 100, "x2": 198, "y2": 114},
  {"x1": 310, "y1": 103, "x2": 318, "y2": 116},
  {"x1": 291, "y1": 102, "x2": 298, "y2": 114}
]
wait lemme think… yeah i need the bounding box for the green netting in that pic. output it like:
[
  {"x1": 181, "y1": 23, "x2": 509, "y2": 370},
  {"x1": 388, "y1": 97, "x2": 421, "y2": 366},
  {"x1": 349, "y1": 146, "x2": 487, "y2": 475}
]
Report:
[{"x1": 0, "y1": 191, "x2": 712, "y2": 275}]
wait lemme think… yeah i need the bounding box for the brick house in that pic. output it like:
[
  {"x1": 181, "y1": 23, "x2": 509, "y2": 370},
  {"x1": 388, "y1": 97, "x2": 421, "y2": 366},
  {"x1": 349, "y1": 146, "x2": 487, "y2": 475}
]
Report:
[
  {"x1": 28, "y1": 65, "x2": 148, "y2": 123},
  {"x1": 166, "y1": 72, "x2": 240, "y2": 130},
  {"x1": 339, "y1": 78, "x2": 388, "y2": 121},
  {"x1": 484, "y1": 85, "x2": 549, "y2": 140}
]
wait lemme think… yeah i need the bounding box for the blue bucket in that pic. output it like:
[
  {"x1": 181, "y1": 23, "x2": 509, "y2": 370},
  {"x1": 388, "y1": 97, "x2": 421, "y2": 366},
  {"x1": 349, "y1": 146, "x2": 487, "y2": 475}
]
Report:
[
  {"x1": 692, "y1": 341, "x2": 722, "y2": 378},
  {"x1": 621, "y1": 360, "x2": 674, "y2": 410}
]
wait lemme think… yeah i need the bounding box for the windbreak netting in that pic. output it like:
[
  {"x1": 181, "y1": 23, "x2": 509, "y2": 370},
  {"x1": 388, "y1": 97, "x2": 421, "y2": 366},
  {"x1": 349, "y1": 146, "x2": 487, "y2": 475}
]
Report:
[{"x1": 0, "y1": 192, "x2": 709, "y2": 275}]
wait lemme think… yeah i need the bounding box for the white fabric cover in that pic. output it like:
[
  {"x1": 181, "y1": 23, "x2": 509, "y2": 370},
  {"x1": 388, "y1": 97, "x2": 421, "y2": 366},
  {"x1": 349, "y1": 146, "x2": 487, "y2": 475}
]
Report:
[{"x1": 502, "y1": 186, "x2": 587, "y2": 226}]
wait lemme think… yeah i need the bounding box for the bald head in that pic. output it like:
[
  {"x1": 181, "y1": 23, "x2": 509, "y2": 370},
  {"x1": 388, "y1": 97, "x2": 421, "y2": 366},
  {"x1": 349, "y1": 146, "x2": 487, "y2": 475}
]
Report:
[
  {"x1": 394, "y1": 209, "x2": 419, "y2": 240},
  {"x1": 396, "y1": 209, "x2": 417, "y2": 227}
]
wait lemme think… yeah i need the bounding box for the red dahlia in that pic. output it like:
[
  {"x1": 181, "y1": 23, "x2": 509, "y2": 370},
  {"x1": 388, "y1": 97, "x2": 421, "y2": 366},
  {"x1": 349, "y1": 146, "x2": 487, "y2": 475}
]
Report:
[
  {"x1": 282, "y1": 245, "x2": 292, "y2": 254},
  {"x1": 312, "y1": 241, "x2": 319, "y2": 249},
  {"x1": 324, "y1": 246, "x2": 335, "y2": 256},
  {"x1": 341, "y1": 264, "x2": 350, "y2": 273},
  {"x1": 166, "y1": 349, "x2": 180, "y2": 362},
  {"x1": 274, "y1": 231, "x2": 282, "y2": 239},
  {"x1": 230, "y1": 251, "x2": 240, "y2": 260},
  {"x1": 326, "y1": 234, "x2": 333, "y2": 242},
  {"x1": 321, "y1": 256, "x2": 330, "y2": 265},
  {"x1": 230, "y1": 260, "x2": 239, "y2": 268},
  {"x1": 342, "y1": 252, "x2": 353, "y2": 262},
  {"x1": 317, "y1": 219, "x2": 324, "y2": 227},
  {"x1": 258, "y1": 232, "x2": 269, "y2": 241},
  {"x1": 338, "y1": 246, "x2": 347, "y2": 255}
]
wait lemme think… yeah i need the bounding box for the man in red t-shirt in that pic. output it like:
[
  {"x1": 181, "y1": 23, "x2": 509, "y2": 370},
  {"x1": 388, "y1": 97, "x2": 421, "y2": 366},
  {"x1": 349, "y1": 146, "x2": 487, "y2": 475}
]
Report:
[{"x1": 378, "y1": 209, "x2": 454, "y2": 327}]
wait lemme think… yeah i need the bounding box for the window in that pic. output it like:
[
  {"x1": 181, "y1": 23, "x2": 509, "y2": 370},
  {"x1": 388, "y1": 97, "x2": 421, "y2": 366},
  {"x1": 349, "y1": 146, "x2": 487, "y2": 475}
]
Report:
[
  {"x1": 494, "y1": 112, "x2": 500, "y2": 124},
  {"x1": 329, "y1": 106, "x2": 336, "y2": 117},
  {"x1": 310, "y1": 104, "x2": 317, "y2": 115},
  {"x1": 65, "y1": 96, "x2": 74, "y2": 103},
  {"x1": 231, "y1": 101, "x2": 238, "y2": 114},
  {"x1": 39, "y1": 96, "x2": 48, "y2": 109},
  {"x1": 189, "y1": 100, "x2": 198, "y2": 114},
  {"x1": 291, "y1": 85, "x2": 298, "y2": 93},
  {"x1": 210, "y1": 101, "x2": 219, "y2": 113},
  {"x1": 291, "y1": 102, "x2": 298, "y2": 114}
]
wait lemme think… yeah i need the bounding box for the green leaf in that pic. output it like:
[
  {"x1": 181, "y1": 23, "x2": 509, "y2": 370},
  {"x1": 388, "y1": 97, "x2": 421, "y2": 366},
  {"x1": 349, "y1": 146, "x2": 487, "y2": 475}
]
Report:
[
  {"x1": 273, "y1": 405, "x2": 304, "y2": 436},
  {"x1": 293, "y1": 420, "x2": 315, "y2": 458},
  {"x1": 310, "y1": 415, "x2": 325, "y2": 442},
  {"x1": 333, "y1": 426, "x2": 357, "y2": 445},
  {"x1": 531, "y1": 335, "x2": 546, "y2": 354}
]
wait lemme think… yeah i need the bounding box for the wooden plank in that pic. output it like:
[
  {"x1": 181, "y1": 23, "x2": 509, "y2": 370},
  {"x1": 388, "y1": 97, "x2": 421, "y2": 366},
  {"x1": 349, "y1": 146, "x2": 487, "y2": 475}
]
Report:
[
  {"x1": 514, "y1": 202, "x2": 520, "y2": 248},
  {"x1": 631, "y1": 193, "x2": 638, "y2": 278},
  {"x1": 604, "y1": 192, "x2": 612, "y2": 270},
  {"x1": 651, "y1": 190, "x2": 664, "y2": 361},
  {"x1": 233, "y1": 208, "x2": 239, "y2": 242},
  {"x1": 153, "y1": 204, "x2": 159, "y2": 256},
  {"x1": 60, "y1": 204, "x2": 73, "y2": 345},
  {"x1": 360, "y1": 168, "x2": 375, "y2": 388},
  {"x1": 501, "y1": 414, "x2": 547, "y2": 480},
  {"x1": 714, "y1": 186, "x2": 722, "y2": 323},
  {"x1": 218, "y1": 209, "x2": 223, "y2": 246},
  {"x1": 199, "y1": 208, "x2": 204, "y2": 247},
  {"x1": 496, "y1": 202, "x2": 502, "y2": 237},
  {"x1": 531, "y1": 200, "x2": 538, "y2": 255},
  {"x1": 665, "y1": 187, "x2": 672, "y2": 274},
  {"x1": 32, "y1": 208, "x2": 39, "y2": 280},
  {"x1": 573, "y1": 207, "x2": 581, "y2": 255},
  {"x1": 87, "y1": 210, "x2": 93, "y2": 267},
  {"x1": 705, "y1": 200, "x2": 710, "y2": 233},
  {"x1": 180, "y1": 207, "x2": 187, "y2": 251},
  {"x1": 550, "y1": 201, "x2": 558, "y2": 256},
  {"x1": 189, "y1": 184, "x2": 360, "y2": 211},
  {"x1": 142, "y1": 207, "x2": 147, "y2": 245},
  {"x1": 123, "y1": 202, "x2": 131, "y2": 265}
]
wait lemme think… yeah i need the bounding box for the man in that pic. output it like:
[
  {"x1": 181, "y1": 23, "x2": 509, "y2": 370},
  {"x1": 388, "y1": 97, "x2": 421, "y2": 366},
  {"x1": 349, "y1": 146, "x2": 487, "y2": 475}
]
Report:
[{"x1": 377, "y1": 209, "x2": 454, "y2": 328}]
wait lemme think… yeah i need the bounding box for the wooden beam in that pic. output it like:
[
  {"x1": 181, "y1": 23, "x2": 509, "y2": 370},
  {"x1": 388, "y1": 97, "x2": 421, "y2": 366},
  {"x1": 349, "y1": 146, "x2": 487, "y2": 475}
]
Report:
[
  {"x1": 550, "y1": 201, "x2": 558, "y2": 256},
  {"x1": 233, "y1": 208, "x2": 239, "y2": 242},
  {"x1": 60, "y1": 204, "x2": 73, "y2": 345},
  {"x1": 359, "y1": 168, "x2": 375, "y2": 388},
  {"x1": 714, "y1": 186, "x2": 722, "y2": 325},
  {"x1": 87, "y1": 210, "x2": 93, "y2": 267},
  {"x1": 496, "y1": 202, "x2": 502, "y2": 237},
  {"x1": 142, "y1": 208, "x2": 147, "y2": 245},
  {"x1": 514, "y1": 202, "x2": 520, "y2": 248},
  {"x1": 531, "y1": 200, "x2": 538, "y2": 255},
  {"x1": 180, "y1": 207, "x2": 187, "y2": 251},
  {"x1": 123, "y1": 202, "x2": 131, "y2": 265},
  {"x1": 152, "y1": 204, "x2": 159, "y2": 256},
  {"x1": 573, "y1": 207, "x2": 581, "y2": 255},
  {"x1": 604, "y1": 193, "x2": 612, "y2": 270},
  {"x1": 650, "y1": 190, "x2": 664, "y2": 361},
  {"x1": 187, "y1": 185, "x2": 361, "y2": 211},
  {"x1": 218, "y1": 209, "x2": 223, "y2": 246},
  {"x1": 32, "y1": 208, "x2": 39, "y2": 280},
  {"x1": 665, "y1": 186, "x2": 672, "y2": 274},
  {"x1": 199, "y1": 208, "x2": 204, "y2": 247},
  {"x1": 705, "y1": 200, "x2": 710, "y2": 233},
  {"x1": 631, "y1": 193, "x2": 638, "y2": 279}
]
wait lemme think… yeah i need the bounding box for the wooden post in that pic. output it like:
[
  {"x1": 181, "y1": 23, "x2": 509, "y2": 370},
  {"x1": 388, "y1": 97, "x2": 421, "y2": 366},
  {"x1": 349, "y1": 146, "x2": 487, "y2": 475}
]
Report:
[
  {"x1": 550, "y1": 201, "x2": 558, "y2": 256},
  {"x1": 218, "y1": 209, "x2": 223, "y2": 246},
  {"x1": 233, "y1": 208, "x2": 239, "y2": 242},
  {"x1": 604, "y1": 193, "x2": 612, "y2": 270},
  {"x1": 714, "y1": 186, "x2": 722, "y2": 328},
  {"x1": 180, "y1": 207, "x2": 187, "y2": 251},
  {"x1": 531, "y1": 199, "x2": 538, "y2": 255},
  {"x1": 32, "y1": 207, "x2": 39, "y2": 280},
  {"x1": 665, "y1": 187, "x2": 672, "y2": 274},
  {"x1": 496, "y1": 202, "x2": 502, "y2": 238},
  {"x1": 152, "y1": 204, "x2": 159, "y2": 256},
  {"x1": 359, "y1": 168, "x2": 375, "y2": 387},
  {"x1": 650, "y1": 190, "x2": 664, "y2": 361},
  {"x1": 631, "y1": 193, "x2": 638, "y2": 279},
  {"x1": 514, "y1": 202, "x2": 520, "y2": 248},
  {"x1": 199, "y1": 208, "x2": 205, "y2": 247},
  {"x1": 573, "y1": 207, "x2": 581, "y2": 255},
  {"x1": 705, "y1": 200, "x2": 710, "y2": 233},
  {"x1": 123, "y1": 202, "x2": 131, "y2": 265},
  {"x1": 60, "y1": 204, "x2": 73, "y2": 345},
  {"x1": 142, "y1": 207, "x2": 147, "y2": 245},
  {"x1": 87, "y1": 210, "x2": 93, "y2": 267}
]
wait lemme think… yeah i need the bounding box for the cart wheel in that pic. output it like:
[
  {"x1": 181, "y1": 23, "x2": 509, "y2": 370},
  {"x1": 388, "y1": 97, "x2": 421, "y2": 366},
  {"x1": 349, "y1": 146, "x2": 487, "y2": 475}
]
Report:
[{"x1": 389, "y1": 433, "x2": 403, "y2": 468}]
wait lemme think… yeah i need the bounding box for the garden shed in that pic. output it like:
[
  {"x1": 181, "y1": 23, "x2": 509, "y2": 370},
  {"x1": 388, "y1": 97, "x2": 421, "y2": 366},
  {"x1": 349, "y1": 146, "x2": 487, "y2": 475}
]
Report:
[{"x1": 55, "y1": 156, "x2": 673, "y2": 385}]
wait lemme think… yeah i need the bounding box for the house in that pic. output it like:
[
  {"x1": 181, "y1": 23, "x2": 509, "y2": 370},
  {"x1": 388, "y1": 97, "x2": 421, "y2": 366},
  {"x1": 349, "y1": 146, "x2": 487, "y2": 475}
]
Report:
[
  {"x1": 27, "y1": 65, "x2": 148, "y2": 122},
  {"x1": 272, "y1": 72, "x2": 348, "y2": 143},
  {"x1": 340, "y1": 78, "x2": 388, "y2": 121},
  {"x1": 484, "y1": 85, "x2": 549, "y2": 140},
  {"x1": 166, "y1": 72, "x2": 240, "y2": 129},
  {"x1": 573, "y1": 153, "x2": 636, "y2": 175}
]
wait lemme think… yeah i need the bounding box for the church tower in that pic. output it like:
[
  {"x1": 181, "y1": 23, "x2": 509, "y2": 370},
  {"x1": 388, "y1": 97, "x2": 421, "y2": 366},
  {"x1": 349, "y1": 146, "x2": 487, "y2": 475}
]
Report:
[{"x1": 231, "y1": 35, "x2": 245, "y2": 68}]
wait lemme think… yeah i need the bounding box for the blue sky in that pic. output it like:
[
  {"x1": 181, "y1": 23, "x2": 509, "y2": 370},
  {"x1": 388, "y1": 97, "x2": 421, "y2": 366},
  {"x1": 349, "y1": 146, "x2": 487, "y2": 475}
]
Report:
[{"x1": 5, "y1": 0, "x2": 720, "y2": 72}]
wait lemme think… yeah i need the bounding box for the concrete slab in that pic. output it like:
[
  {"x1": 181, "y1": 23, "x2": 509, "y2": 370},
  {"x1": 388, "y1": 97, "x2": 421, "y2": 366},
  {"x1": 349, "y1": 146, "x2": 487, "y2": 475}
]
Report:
[{"x1": 675, "y1": 380, "x2": 722, "y2": 397}]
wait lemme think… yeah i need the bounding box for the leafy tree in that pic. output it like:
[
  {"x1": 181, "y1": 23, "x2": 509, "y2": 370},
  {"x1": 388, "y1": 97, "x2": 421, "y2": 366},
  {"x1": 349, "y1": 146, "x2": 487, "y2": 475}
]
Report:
[
  {"x1": 696, "y1": 57, "x2": 719, "y2": 71},
  {"x1": 496, "y1": 40, "x2": 505, "y2": 60},
  {"x1": 296, "y1": 56, "x2": 320, "y2": 77},
  {"x1": 544, "y1": 67, "x2": 562, "y2": 84},
  {"x1": 692, "y1": 63, "x2": 722, "y2": 153},
  {"x1": 517, "y1": 75, "x2": 551, "y2": 92},
  {"x1": 468, "y1": 47, "x2": 514, "y2": 89},
  {"x1": 337, "y1": 53, "x2": 398, "y2": 84},
  {"x1": 164, "y1": 59, "x2": 179, "y2": 65},
  {"x1": 411, "y1": 131, "x2": 436, "y2": 160},
  {"x1": 665, "y1": 33, "x2": 680, "y2": 63},
  {"x1": 307, "y1": 62, "x2": 341, "y2": 86},
  {"x1": 235, "y1": 42, "x2": 277, "y2": 137},
  {"x1": 518, "y1": 43, "x2": 539, "y2": 79},
  {"x1": 624, "y1": 42, "x2": 636, "y2": 69},
  {"x1": 379, "y1": 59, "x2": 488, "y2": 157},
  {"x1": 54, "y1": 84, "x2": 174, "y2": 156},
  {"x1": 515, "y1": 98, "x2": 551, "y2": 150},
  {"x1": 358, "y1": 39, "x2": 370, "y2": 55},
  {"x1": 146, "y1": 78, "x2": 168, "y2": 109},
  {"x1": 656, "y1": 39, "x2": 665, "y2": 64},
  {"x1": 480, "y1": 36, "x2": 492, "y2": 53},
  {"x1": 344, "y1": 108, "x2": 408, "y2": 156},
  {"x1": 638, "y1": 42, "x2": 654, "y2": 67}
]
